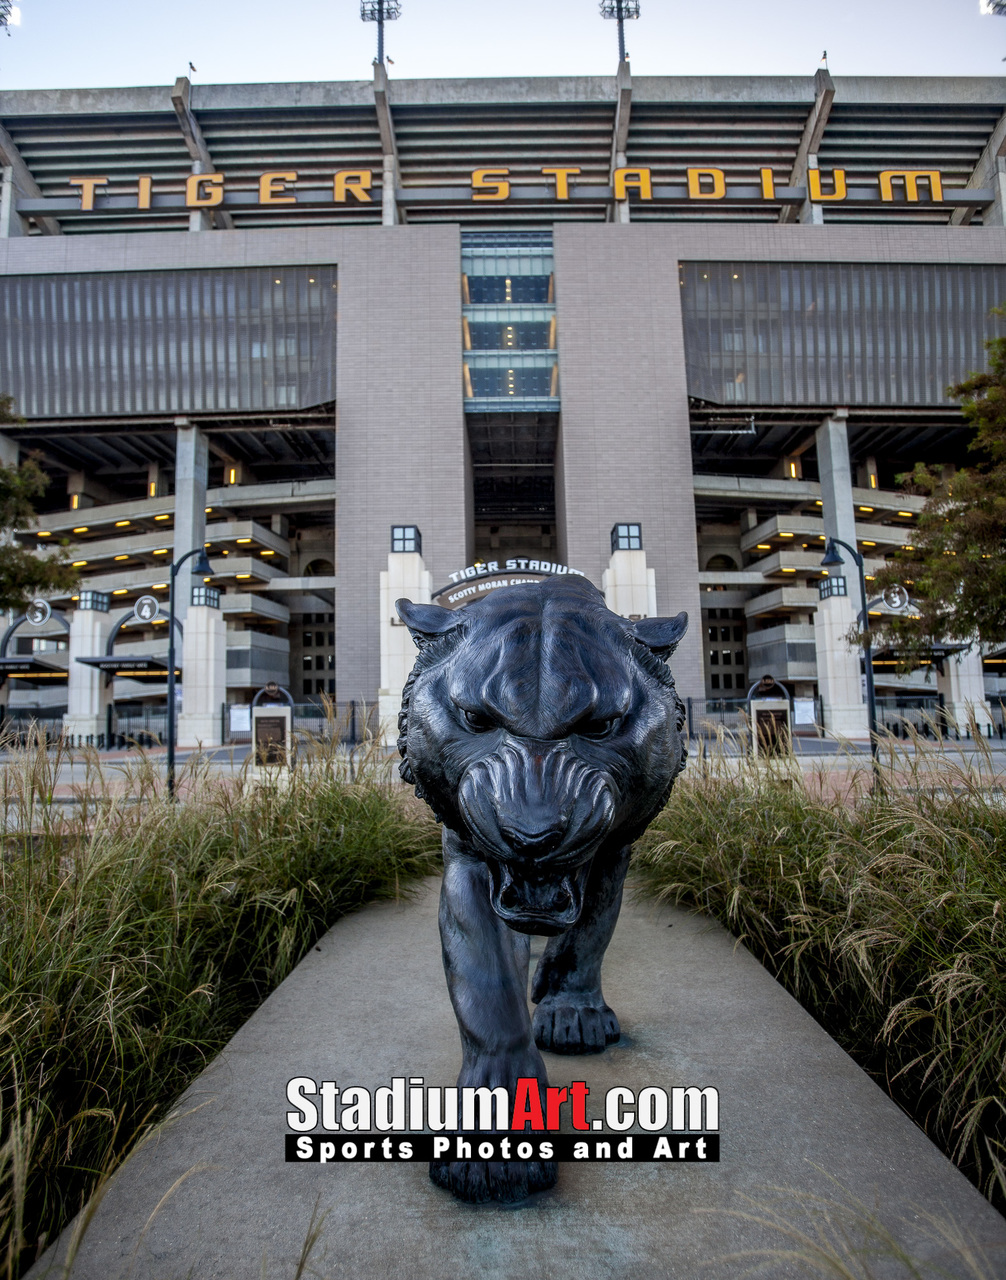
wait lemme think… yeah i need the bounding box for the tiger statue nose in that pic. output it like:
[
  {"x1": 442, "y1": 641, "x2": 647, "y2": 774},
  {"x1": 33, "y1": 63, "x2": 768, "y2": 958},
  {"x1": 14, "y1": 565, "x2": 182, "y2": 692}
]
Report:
[{"x1": 497, "y1": 817, "x2": 567, "y2": 858}]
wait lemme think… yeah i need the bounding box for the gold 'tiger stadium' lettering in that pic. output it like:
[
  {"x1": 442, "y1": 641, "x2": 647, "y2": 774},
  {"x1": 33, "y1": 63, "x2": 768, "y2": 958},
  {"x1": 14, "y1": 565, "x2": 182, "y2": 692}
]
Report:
[{"x1": 61, "y1": 165, "x2": 959, "y2": 210}]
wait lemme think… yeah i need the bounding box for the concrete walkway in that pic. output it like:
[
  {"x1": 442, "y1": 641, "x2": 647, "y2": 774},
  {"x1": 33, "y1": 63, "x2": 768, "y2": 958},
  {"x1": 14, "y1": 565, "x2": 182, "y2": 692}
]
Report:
[{"x1": 30, "y1": 880, "x2": 1005, "y2": 1280}]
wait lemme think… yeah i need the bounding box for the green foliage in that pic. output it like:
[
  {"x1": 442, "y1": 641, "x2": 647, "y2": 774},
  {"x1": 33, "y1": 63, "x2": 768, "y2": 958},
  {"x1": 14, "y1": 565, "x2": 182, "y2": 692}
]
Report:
[
  {"x1": 871, "y1": 320, "x2": 1006, "y2": 661},
  {"x1": 0, "y1": 740, "x2": 441, "y2": 1279},
  {"x1": 635, "y1": 738, "x2": 1006, "y2": 1210},
  {"x1": 0, "y1": 396, "x2": 78, "y2": 612}
]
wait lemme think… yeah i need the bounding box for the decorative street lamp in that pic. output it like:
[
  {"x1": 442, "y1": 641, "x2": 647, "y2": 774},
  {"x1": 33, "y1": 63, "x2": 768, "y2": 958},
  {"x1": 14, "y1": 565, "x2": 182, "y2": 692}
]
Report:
[
  {"x1": 821, "y1": 537, "x2": 881, "y2": 784},
  {"x1": 165, "y1": 545, "x2": 214, "y2": 798},
  {"x1": 361, "y1": 0, "x2": 401, "y2": 66},
  {"x1": 599, "y1": 0, "x2": 640, "y2": 63}
]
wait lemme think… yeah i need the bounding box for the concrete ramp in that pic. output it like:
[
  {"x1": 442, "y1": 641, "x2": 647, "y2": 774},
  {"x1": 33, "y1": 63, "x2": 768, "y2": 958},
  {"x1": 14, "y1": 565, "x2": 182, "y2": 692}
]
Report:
[{"x1": 30, "y1": 880, "x2": 1005, "y2": 1280}]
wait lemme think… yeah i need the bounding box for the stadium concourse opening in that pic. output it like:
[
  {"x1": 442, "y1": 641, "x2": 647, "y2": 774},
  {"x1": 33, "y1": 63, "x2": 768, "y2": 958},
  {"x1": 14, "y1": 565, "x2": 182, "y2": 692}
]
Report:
[{"x1": 0, "y1": 66, "x2": 1003, "y2": 746}]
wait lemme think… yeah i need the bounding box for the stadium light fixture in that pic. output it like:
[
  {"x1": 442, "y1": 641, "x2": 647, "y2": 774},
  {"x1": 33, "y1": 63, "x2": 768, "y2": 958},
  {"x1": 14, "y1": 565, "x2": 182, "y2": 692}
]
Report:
[
  {"x1": 599, "y1": 0, "x2": 640, "y2": 63},
  {"x1": 361, "y1": 0, "x2": 401, "y2": 65}
]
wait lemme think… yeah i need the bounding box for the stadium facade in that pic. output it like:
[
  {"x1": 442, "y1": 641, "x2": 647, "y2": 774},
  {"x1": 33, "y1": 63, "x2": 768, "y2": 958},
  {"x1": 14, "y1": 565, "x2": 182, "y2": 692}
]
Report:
[{"x1": 0, "y1": 64, "x2": 1002, "y2": 745}]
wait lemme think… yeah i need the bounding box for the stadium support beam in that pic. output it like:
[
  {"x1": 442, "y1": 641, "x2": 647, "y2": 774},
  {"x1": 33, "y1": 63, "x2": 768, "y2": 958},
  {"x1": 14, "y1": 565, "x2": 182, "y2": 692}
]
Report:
[
  {"x1": 373, "y1": 62, "x2": 404, "y2": 226},
  {"x1": 950, "y1": 108, "x2": 1006, "y2": 227},
  {"x1": 607, "y1": 59, "x2": 632, "y2": 224},
  {"x1": 0, "y1": 123, "x2": 61, "y2": 235},
  {"x1": 779, "y1": 68, "x2": 835, "y2": 225},
  {"x1": 170, "y1": 77, "x2": 235, "y2": 231}
]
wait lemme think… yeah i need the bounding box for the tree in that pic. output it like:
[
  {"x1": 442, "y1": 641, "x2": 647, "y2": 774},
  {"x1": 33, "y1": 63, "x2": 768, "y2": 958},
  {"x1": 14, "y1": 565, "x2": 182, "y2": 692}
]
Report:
[
  {"x1": 0, "y1": 395, "x2": 79, "y2": 611},
  {"x1": 869, "y1": 318, "x2": 1006, "y2": 665}
]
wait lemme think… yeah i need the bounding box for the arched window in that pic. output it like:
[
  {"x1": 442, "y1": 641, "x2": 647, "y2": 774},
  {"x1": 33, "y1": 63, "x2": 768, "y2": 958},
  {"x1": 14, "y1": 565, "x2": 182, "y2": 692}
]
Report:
[{"x1": 304, "y1": 559, "x2": 335, "y2": 577}]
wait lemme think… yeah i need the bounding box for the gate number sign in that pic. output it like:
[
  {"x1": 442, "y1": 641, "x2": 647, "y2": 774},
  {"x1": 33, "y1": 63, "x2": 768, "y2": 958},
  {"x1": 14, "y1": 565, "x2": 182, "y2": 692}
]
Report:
[
  {"x1": 134, "y1": 595, "x2": 159, "y2": 623},
  {"x1": 26, "y1": 599, "x2": 51, "y2": 626}
]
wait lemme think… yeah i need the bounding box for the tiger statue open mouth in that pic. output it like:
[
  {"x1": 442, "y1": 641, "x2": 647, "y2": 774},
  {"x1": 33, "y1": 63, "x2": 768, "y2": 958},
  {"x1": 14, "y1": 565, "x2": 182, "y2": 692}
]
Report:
[{"x1": 396, "y1": 575, "x2": 688, "y2": 1204}]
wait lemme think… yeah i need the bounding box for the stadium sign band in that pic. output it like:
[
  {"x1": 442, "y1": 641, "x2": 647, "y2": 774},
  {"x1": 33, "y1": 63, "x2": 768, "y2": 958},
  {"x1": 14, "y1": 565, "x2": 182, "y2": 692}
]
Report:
[{"x1": 17, "y1": 166, "x2": 994, "y2": 217}]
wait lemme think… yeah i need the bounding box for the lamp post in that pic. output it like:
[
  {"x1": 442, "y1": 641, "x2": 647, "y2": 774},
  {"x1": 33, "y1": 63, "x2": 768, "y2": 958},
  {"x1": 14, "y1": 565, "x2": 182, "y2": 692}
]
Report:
[
  {"x1": 599, "y1": 0, "x2": 640, "y2": 63},
  {"x1": 360, "y1": 0, "x2": 401, "y2": 65},
  {"x1": 165, "y1": 545, "x2": 214, "y2": 798},
  {"x1": 821, "y1": 537, "x2": 880, "y2": 783}
]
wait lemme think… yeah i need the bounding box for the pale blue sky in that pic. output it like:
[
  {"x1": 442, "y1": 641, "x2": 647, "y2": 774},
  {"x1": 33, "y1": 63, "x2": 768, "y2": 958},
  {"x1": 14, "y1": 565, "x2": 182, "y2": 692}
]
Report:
[{"x1": 0, "y1": 0, "x2": 1004, "y2": 90}]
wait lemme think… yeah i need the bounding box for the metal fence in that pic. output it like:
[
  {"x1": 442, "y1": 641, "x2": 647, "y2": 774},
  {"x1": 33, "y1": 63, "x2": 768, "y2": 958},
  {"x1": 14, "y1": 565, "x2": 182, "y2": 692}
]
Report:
[{"x1": 0, "y1": 706, "x2": 66, "y2": 745}]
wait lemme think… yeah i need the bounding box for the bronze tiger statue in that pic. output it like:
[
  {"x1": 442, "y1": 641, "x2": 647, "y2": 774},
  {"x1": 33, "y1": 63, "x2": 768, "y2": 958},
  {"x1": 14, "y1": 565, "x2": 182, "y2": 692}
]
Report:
[{"x1": 396, "y1": 576, "x2": 688, "y2": 1204}]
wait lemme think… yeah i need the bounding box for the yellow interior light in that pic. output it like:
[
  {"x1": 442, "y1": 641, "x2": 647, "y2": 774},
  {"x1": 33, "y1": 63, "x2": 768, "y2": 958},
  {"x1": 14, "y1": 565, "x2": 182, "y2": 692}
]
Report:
[
  {"x1": 781, "y1": 567, "x2": 796, "y2": 573},
  {"x1": 153, "y1": 583, "x2": 167, "y2": 589},
  {"x1": 115, "y1": 520, "x2": 130, "y2": 527},
  {"x1": 155, "y1": 514, "x2": 170, "y2": 521},
  {"x1": 148, "y1": 482, "x2": 157, "y2": 497},
  {"x1": 236, "y1": 573, "x2": 252, "y2": 579},
  {"x1": 71, "y1": 595, "x2": 79, "y2": 601},
  {"x1": 71, "y1": 494, "x2": 80, "y2": 510},
  {"x1": 898, "y1": 511, "x2": 913, "y2": 518},
  {"x1": 153, "y1": 548, "x2": 168, "y2": 555},
  {"x1": 904, "y1": 545, "x2": 915, "y2": 551},
  {"x1": 112, "y1": 588, "x2": 128, "y2": 595},
  {"x1": 862, "y1": 540, "x2": 876, "y2": 547},
  {"x1": 859, "y1": 506, "x2": 873, "y2": 513},
  {"x1": 228, "y1": 468, "x2": 237, "y2": 484},
  {"x1": 72, "y1": 560, "x2": 87, "y2": 567},
  {"x1": 756, "y1": 543, "x2": 772, "y2": 550},
  {"x1": 114, "y1": 554, "x2": 129, "y2": 561},
  {"x1": 815, "y1": 500, "x2": 823, "y2": 506},
  {"x1": 260, "y1": 549, "x2": 275, "y2": 556},
  {"x1": 237, "y1": 538, "x2": 252, "y2": 544},
  {"x1": 152, "y1": 618, "x2": 166, "y2": 624},
  {"x1": 788, "y1": 462, "x2": 797, "y2": 478},
  {"x1": 37, "y1": 531, "x2": 51, "y2": 538},
  {"x1": 205, "y1": 507, "x2": 213, "y2": 513},
  {"x1": 72, "y1": 526, "x2": 89, "y2": 534},
  {"x1": 869, "y1": 474, "x2": 877, "y2": 488},
  {"x1": 779, "y1": 532, "x2": 794, "y2": 538}
]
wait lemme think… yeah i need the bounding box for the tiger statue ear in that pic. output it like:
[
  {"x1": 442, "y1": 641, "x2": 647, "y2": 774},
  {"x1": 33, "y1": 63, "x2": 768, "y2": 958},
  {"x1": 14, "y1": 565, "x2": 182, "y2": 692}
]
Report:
[
  {"x1": 631, "y1": 612, "x2": 688, "y2": 659},
  {"x1": 396, "y1": 599, "x2": 463, "y2": 649}
]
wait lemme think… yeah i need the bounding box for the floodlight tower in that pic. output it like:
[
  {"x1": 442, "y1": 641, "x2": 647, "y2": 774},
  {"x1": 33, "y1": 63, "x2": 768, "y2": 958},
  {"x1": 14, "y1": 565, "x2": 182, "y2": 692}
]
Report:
[
  {"x1": 599, "y1": 0, "x2": 640, "y2": 63},
  {"x1": 361, "y1": 0, "x2": 401, "y2": 65}
]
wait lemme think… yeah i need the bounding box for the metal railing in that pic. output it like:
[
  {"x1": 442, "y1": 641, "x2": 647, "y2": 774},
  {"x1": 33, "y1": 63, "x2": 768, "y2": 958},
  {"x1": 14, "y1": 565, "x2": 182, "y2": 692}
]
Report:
[{"x1": 0, "y1": 706, "x2": 66, "y2": 745}]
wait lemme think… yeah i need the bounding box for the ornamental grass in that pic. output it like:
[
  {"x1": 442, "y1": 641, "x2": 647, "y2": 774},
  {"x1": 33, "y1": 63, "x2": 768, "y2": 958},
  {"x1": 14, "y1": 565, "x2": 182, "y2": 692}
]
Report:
[
  {"x1": 636, "y1": 724, "x2": 1006, "y2": 1212},
  {"x1": 0, "y1": 730, "x2": 440, "y2": 1280}
]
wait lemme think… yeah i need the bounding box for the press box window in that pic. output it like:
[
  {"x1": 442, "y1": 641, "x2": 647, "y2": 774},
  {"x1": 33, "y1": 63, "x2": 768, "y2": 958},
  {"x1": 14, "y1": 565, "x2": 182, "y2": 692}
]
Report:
[
  {"x1": 611, "y1": 523, "x2": 642, "y2": 552},
  {"x1": 391, "y1": 526, "x2": 422, "y2": 554}
]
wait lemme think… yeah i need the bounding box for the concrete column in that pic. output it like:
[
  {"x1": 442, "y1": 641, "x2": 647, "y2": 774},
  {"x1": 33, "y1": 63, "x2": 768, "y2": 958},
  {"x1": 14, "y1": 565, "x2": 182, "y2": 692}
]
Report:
[
  {"x1": 552, "y1": 224, "x2": 704, "y2": 704},
  {"x1": 382, "y1": 155, "x2": 398, "y2": 227},
  {"x1": 0, "y1": 432, "x2": 18, "y2": 468},
  {"x1": 335, "y1": 226, "x2": 468, "y2": 710},
  {"x1": 173, "y1": 422, "x2": 208, "y2": 624},
  {"x1": 814, "y1": 410, "x2": 869, "y2": 739},
  {"x1": 177, "y1": 603, "x2": 226, "y2": 747},
  {"x1": 937, "y1": 648, "x2": 995, "y2": 737},
  {"x1": 378, "y1": 551, "x2": 432, "y2": 745},
  {"x1": 64, "y1": 601, "x2": 113, "y2": 744},
  {"x1": 602, "y1": 549, "x2": 656, "y2": 619},
  {"x1": 188, "y1": 161, "x2": 213, "y2": 232},
  {"x1": 797, "y1": 158, "x2": 825, "y2": 225},
  {"x1": 0, "y1": 167, "x2": 26, "y2": 239}
]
